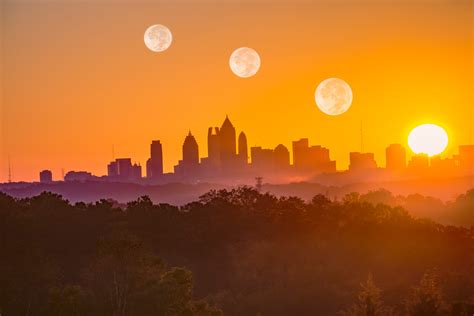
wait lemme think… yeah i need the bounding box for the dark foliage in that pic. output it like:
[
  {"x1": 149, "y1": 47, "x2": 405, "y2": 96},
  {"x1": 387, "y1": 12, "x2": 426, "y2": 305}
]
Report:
[{"x1": 0, "y1": 187, "x2": 473, "y2": 315}]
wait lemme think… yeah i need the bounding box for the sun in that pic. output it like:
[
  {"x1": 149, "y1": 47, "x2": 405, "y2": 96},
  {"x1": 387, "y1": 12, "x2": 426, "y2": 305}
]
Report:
[{"x1": 408, "y1": 124, "x2": 448, "y2": 157}]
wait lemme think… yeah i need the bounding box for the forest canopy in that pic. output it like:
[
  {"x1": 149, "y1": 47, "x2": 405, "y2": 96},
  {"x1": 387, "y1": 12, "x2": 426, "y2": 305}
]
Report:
[{"x1": 0, "y1": 187, "x2": 473, "y2": 315}]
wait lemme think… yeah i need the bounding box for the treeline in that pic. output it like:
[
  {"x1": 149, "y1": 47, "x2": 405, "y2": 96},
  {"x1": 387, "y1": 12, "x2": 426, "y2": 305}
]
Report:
[
  {"x1": 0, "y1": 187, "x2": 473, "y2": 315},
  {"x1": 348, "y1": 188, "x2": 474, "y2": 227}
]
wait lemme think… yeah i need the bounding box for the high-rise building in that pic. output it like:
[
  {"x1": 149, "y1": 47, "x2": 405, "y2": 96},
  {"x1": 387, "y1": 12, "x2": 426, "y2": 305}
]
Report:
[
  {"x1": 146, "y1": 140, "x2": 163, "y2": 178},
  {"x1": 174, "y1": 132, "x2": 200, "y2": 176},
  {"x1": 274, "y1": 144, "x2": 290, "y2": 168},
  {"x1": 64, "y1": 171, "x2": 94, "y2": 182},
  {"x1": 292, "y1": 138, "x2": 336, "y2": 173},
  {"x1": 251, "y1": 147, "x2": 274, "y2": 170},
  {"x1": 386, "y1": 144, "x2": 406, "y2": 171},
  {"x1": 207, "y1": 127, "x2": 220, "y2": 166},
  {"x1": 407, "y1": 154, "x2": 430, "y2": 172},
  {"x1": 108, "y1": 158, "x2": 135, "y2": 180},
  {"x1": 39, "y1": 170, "x2": 53, "y2": 183},
  {"x1": 107, "y1": 161, "x2": 118, "y2": 177},
  {"x1": 219, "y1": 116, "x2": 237, "y2": 168},
  {"x1": 131, "y1": 163, "x2": 142, "y2": 180},
  {"x1": 183, "y1": 131, "x2": 199, "y2": 165},
  {"x1": 349, "y1": 152, "x2": 377, "y2": 171},
  {"x1": 116, "y1": 158, "x2": 133, "y2": 179},
  {"x1": 238, "y1": 132, "x2": 248, "y2": 164},
  {"x1": 292, "y1": 138, "x2": 310, "y2": 168}
]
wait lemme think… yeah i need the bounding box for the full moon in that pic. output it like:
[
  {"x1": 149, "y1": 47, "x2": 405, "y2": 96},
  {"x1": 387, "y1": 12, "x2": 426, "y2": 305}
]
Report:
[
  {"x1": 315, "y1": 78, "x2": 353, "y2": 116},
  {"x1": 144, "y1": 24, "x2": 172, "y2": 52},
  {"x1": 408, "y1": 124, "x2": 448, "y2": 157},
  {"x1": 229, "y1": 47, "x2": 261, "y2": 78}
]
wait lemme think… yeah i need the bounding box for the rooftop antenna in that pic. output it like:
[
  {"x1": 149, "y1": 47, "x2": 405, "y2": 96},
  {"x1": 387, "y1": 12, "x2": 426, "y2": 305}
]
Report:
[
  {"x1": 7, "y1": 155, "x2": 12, "y2": 183},
  {"x1": 61, "y1": 168, "x2": 65, "y2": 180},
  {"x1": 112, "y1": 144, "x2": 115, "y2": 160},
  {"x1": 360, "y1": 120, "x2": 365, "y2": 153}
]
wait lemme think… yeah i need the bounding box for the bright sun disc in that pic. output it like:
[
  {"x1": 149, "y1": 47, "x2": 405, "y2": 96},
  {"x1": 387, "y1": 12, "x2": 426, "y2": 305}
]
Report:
[{"x1": 408, "y1": 124, "x2": 448, "y2": 157}]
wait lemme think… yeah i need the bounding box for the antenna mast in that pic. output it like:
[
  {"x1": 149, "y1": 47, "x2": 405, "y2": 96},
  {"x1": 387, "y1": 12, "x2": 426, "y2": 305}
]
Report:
[
  {"x1": 8, "y1": 156, "x2": 12, "y2": 183},
  {"x1": 360, "y1": 120, "x2": 365, "y2": 153}
]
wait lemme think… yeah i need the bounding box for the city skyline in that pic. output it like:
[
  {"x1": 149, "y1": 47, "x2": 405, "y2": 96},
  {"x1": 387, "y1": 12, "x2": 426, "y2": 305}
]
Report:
[{"x1": 27, "y1": 116, "x2": 474, "y2": 184}]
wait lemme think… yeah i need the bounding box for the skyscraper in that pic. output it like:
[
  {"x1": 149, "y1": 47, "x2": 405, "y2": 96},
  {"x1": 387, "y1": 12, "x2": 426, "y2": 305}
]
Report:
[
  {"x1": 174, "y1": 131, "x2": 200, "y2": 177},
  {"x1": 292, "y1": 138, "x2": 309, "y2": 168},
  {"x1": 251, "y1": 147, "x2": 274, "y2": 170},
  {"x1": 146, "y1": 140, "x2": 163, "y2": 178},
  {"x1": 349, "y1": 152, "x2": 377, "y2": 171},
  {"x1": 238, "y1": 132, "x2": 248, "y2": 164},
  {"x1": 292, "y1": 138, "x2": 336, "y2": 172},
  {"x1": 274, "y1": 144, "x2": 290, "y2": 168},
  {"x1": 386, "y1": 144, "x2": 406, "y2": 171},
  {"x1": 207, "y1": 127, "x2": 220, "y2": 166},
  {"x1": 39, "y1": 170, "x2": 53, "y2": 183},
  {"x1": 183, "y1": 131, "x2": 199, "y2": 165},
  {"x1": 407, "y1": 154, "x2": 430, "y2": 173},
  {"x1": 219, "y1": 116, "x2": 237, "y2": 168}
]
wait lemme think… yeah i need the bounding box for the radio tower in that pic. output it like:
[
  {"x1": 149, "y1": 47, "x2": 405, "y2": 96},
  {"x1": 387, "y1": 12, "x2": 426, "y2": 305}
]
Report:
[
  {"x1": 8, "y1": 156, "x2": 12, "y2": 183},
  {"x1": 360, "y1": 120, "x2": 365, "y2": 153}
]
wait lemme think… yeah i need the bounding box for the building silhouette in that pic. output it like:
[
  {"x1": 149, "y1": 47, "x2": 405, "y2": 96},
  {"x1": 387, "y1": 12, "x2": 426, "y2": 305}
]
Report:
[
  {"x1": 207, "y1": 127, "x2": 220, "y2": 167},
  {"x1": 132, "y1": 163, "x2": 142, "y2": 179},
  {"x1": 219, "y1": 116, "x2": 237, "y2": 169},
  {"x1": 251, "y1": 147, "x2": 275, "y2": 171},
  {"x1": 87, "y1": 117, "x2": 474, "y2": 185},
  {"x1": 407, "y1": 154, "x2": 430, "y2": 173},
  {"x1": 64, "y1": 171, "x2": 94, "y2": 182},
  {"x1": 39, "y1": 170, "x2": 53, "y2": 183},
  {"x1": 175, "y1": 132, "x2": 200, "y2": 176},
  {"x1": 349, "y1": 152, "x2": 377, "y2": 171},
  {"x1": 274, "y1": 144, "x2": 290, "y2": 169},
  {"x1": 386, "y1": 144, "x2": 406, "y2": 171},
  {"x1": 146, "y1": 140, "x2": 163, "y2": 179},
  {"x1": 238, "y1": 132, "x2": 248, "y2": 165},
  {"x1": 108, "y1": 158, "x2": 141, "y2": 180},
  {"x1": 292, "y1": 138, "x2": 336, "y2": 173}
]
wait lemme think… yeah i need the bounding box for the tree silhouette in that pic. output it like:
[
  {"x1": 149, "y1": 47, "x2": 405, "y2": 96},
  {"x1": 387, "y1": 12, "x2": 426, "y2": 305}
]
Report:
[
  {"x1": 406, "y1": 271, "x2": 446, "y2": 316},
  {"x1": 341, "y1": 274, "x2": 394, "y2": 316}
]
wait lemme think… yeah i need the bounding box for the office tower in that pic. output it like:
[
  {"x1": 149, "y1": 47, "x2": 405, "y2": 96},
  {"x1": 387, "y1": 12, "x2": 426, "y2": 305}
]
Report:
[
  {"x1": 39, "y1": 170, "x2": 53, "y2": 183},
  {"x1": 183, "y1": 131, "x2": 199, "y2": 165},
  {"x1": 219, "y1": 116, "x2": 237, "y2": 167},
  {"x1": 349, "y1": 152, "x2": 377, "y2": 171},
  {"x1": 292, "y1": 138, "x2": 336, "y2": 173},
  {"x1": 146, "y1": 140, "x2": 163, "y2": 178},
  {"x1": 116, "y1": 158, "x2": 133, "y2": 179},
  {"x1": 386, "y1": 144, "x2": 407, "y2": 171},
  {"x1": 407, "y1": 154, "x2": 430, "y2": 172},
  {"x1": 174, "y1": 132, "x2": 200, "y2": 177},
  {"x1": 131, "y1": 163, "x2": 142, "y2": 179},
  {"x1": 207, "y1": 127, "x2": 220, "y2": 165},
  {"x1": 292, "y1": 138, "x2": 310, "y2": 168},
  {"x1": 238, "y1": 132, "x2": 248, "y2": 164},
  {"x1": 64, "y1": 171, "x2": 94, "y2": 182},
  {"x1": 274, "y1": 144, "x2": 290, "y2": 168},
  {"x1": 107, "y1": 161, "x2": 118, "y2": 177},
  {"x1": 251, "y1": 147, "x2": 274, "y2": 170}
]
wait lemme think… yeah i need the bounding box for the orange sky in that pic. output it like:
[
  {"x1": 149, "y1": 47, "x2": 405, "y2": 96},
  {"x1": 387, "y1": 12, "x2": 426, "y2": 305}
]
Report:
[{"x1": 1, "y1": 0, "x2": 473, "y2": 182}]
